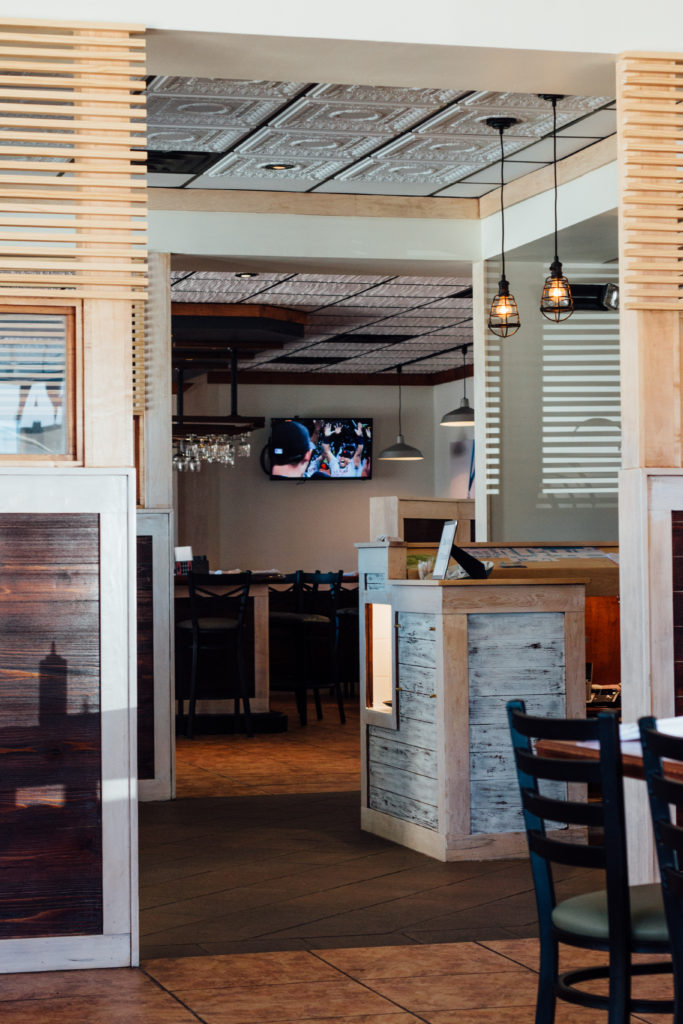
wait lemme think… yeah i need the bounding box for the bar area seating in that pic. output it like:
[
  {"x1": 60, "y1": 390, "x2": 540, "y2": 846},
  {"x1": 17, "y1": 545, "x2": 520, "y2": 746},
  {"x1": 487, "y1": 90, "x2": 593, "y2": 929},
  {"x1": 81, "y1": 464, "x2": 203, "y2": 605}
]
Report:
[
  {"x1": 268, "y1": 569, "x2": 346, "y2": 725},
  {"x1": 175, "y1": 571, "x2": 253, "y2": 739}
]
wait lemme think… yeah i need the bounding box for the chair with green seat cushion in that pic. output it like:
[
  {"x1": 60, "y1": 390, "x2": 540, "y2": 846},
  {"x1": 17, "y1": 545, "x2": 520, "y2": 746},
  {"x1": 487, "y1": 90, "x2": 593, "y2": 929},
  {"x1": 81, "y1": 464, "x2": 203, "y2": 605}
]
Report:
[
  {"x1": 639, "y1": 716, "x2": 683, "y2": 1024},
  {"x1": 176, "y1": 571, "x2": 252, "y2": 739},
  {"x1": 507, "y1": 700, "x2": 672, "y2": 1024}
]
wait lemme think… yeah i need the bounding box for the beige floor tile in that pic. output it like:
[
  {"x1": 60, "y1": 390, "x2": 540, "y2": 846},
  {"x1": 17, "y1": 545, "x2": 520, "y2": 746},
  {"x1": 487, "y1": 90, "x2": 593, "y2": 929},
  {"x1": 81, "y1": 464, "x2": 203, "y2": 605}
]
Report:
[
  {"x1": 0, "y1": 990, "x2": 196, "y2": 1024},
  {"x1": 424, "y1": 1007, "x2": 644, "y2": 1024},
  {"x1": 362, "y1": 969, "x2": 540, "y2": 1012},
  {"x1": 316, "y1": 941, "x2": 527, "y2": 979},
  {"x1": 181, "y1": 977, "x2": 398, "y2": 1024},
  {"x1": 0, "y1": 968, "x2": 158, "y2": 1004},
  {"x1": 226, "y1": 1017, "x2": 421, "y2": 1024},
  {"x1": 144, "y1": 950, "x2": 343, "y2": 992}
]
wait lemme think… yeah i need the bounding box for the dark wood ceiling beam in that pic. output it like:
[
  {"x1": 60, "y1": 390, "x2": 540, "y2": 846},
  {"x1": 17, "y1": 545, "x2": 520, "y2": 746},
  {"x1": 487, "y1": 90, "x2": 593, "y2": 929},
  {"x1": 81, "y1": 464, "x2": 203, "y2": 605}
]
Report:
[{"x1": 172, "y1": 338, "x2": 285, "y2": 352}]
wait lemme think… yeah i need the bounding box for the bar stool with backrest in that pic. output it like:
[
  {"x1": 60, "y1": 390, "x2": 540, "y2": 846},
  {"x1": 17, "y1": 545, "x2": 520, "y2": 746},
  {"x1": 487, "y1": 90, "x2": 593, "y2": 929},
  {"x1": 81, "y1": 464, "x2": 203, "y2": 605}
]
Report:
[
  {"x1": 639, "y1": 716, "x2": 683, "y2": 1024},
  {"x1": 507, "y1": 699, "x2": 672, "y2": 1024},
  {"x1": 176, "y1": 571, "x2": 252, "y2": 740},
  {"x1": 268, "y1": 569, "x2": 345, "y2": 725}
]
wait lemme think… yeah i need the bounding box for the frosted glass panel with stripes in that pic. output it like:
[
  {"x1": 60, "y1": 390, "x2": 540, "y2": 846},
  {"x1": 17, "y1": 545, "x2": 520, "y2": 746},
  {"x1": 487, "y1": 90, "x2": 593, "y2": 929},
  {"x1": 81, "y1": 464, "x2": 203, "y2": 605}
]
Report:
[
  {"x1": 484, "y1": 261, "x2": 620, "y2": 539},
  {"x1": 0, "y1": 313, "x2": 68, "y2": 455},
  {"x1": 541, "y1": 307, "x2": 620, "y2": 503}
]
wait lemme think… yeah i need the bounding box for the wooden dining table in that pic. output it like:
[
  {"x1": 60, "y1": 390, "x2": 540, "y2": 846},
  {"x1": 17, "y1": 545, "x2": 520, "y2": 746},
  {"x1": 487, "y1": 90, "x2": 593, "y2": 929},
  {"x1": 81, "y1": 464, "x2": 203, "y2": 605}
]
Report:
[{"x1": 537, "y1": 736, "x2": 683, "y2": 781}]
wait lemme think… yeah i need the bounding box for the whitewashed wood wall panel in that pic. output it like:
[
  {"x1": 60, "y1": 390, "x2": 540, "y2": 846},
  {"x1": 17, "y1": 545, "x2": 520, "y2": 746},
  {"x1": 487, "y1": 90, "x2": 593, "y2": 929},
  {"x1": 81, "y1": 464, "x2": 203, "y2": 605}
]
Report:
[
  {"x1": 468, "y1": 611, "x2": 567, "y2": 834},
  {"x1": 367, "y1": 610, "x2": 439, "y2": 831}
]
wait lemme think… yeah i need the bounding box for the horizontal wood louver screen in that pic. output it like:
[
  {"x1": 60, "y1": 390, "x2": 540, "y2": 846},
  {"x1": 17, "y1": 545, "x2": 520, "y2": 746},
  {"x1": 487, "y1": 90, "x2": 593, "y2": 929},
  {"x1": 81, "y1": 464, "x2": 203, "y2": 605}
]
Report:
[
  {"x1": 0, "y1": 20, "x2": 146, "y2": 300},
  {"x1": 617, "y1": 53, "x2": 683, "y2": 310}
]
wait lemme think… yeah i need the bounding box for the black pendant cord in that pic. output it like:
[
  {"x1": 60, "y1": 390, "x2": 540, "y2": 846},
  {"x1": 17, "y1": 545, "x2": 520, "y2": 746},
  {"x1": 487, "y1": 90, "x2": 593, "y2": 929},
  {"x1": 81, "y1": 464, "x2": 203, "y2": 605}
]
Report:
[
  {"x1": 552, "y1": 97, "x2": 559, "y2": 265},
  {"x1": 176, "y1": 368, "x2": 184, "y2": 434},
  {"x1": 397, "y1": 366, "x2": 403, "y2": 434},
  {"x1": 498, "y1": 127, "x2": 506, "y2": 282},
  {"x1": 462, "y1": 346, "x2": 468, "y2": 401}
]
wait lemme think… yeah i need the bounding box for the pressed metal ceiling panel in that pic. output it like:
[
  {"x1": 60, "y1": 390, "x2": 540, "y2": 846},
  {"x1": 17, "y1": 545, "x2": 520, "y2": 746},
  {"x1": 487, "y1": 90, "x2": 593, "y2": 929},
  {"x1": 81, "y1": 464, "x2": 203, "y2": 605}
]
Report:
[
  {"x1": 171, "y1": 269, "x2": 474, "y2": 379},
  {"x1": 148, "y1": 76, "x2": 615, "y2": 198}
]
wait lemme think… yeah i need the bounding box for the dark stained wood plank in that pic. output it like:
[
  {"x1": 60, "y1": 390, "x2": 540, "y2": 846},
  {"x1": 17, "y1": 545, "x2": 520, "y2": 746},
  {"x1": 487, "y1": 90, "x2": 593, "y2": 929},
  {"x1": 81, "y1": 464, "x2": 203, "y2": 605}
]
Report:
[
  {"x1": 0, "y1": 513, "x2": 102, "y2": 938},
  {"x1": 136, "y1": 535, "x2": 155, "y2": 781}
]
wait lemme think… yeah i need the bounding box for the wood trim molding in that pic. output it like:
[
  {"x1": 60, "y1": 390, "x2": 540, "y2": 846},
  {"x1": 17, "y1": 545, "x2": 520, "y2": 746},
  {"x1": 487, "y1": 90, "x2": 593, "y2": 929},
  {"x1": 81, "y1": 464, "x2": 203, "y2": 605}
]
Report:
[{"x1": 149, "y1": 188, "x2": 480, "y2": 221}]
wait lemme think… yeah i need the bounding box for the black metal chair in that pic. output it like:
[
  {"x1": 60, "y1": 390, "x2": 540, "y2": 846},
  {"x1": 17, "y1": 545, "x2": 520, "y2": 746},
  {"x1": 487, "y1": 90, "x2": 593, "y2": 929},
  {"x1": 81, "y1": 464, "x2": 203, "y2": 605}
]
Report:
[
  {"x1": 335, "y1": 582, "x2": 359, "y2": 698},
  {"x1": 176, "y1": 571, "x2": 252, "y2": 739},
  {"x1": 639, "y1": 715, "x2": 683, "y2": 1023},
  {"x1": 268, "y1": 570, "x2": 345, "y2": 725},
  {"x1": 507, "y1": 699, "x2": 672, "y2": 1024}
]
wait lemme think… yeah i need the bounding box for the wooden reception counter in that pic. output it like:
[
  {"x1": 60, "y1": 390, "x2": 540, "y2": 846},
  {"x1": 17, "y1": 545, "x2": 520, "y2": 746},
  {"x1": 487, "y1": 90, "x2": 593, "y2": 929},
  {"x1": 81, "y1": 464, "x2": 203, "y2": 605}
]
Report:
[{"x1": 357, "y1": 541, "x2": 592, "y2": 861}]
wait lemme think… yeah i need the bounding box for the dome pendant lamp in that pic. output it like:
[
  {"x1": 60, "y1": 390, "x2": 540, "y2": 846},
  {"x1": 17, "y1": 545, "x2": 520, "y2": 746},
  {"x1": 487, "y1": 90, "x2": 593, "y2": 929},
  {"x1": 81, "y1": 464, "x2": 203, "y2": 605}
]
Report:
[
  {"x1": 539, "y1": 94, "x2": 574, "y2": 322},
  {"x1": 378, "y1": 365, "x2": 424, "y2": 460},
  {"x1": 487, "y1": 116, "x2": 521, "y2": 338},
  {"x1": 441, "y1": 344, "x2": 474, "y2": 426}
]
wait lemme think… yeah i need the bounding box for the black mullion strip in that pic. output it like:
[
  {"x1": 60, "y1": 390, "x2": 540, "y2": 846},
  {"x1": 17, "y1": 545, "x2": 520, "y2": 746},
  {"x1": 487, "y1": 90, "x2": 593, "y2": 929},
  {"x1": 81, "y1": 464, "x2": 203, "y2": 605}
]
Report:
[
  {"x1": 307, "y1": 275, "x2": 399, "y2": 313},
  {"x1": 294, "y1": 315, "x2": 473, "y2": 375},
  {"x1": 288, "y1": 292, "x2": 473, "y2": 360},
  {"x1": 360, "y1": 318, "x2": 473, "y2": 370},
  {"x1": 379, "y1": 340, "x2": 472, "y2": 373},
  {"x1": 306, "y1": 89, "x2": 478, "y2": 193},
  {"x1": 281, "y1": 300, "x2": 460, "y2": 360},
  {"x1": 426, "y1": 98, "x2": 617, "y2": 198},
  {"x1": 171, "y1": 271, "x2": 196, "y2": 289},
  {"x1": 295, "y1": 326, "x2": 472, "y2": 375},
  {"x1": 179, "y1": 82, "x2": 318, "y2": 189},
  {"x1": 236, "y1": 272, "x2": 301, "y2": 302}
]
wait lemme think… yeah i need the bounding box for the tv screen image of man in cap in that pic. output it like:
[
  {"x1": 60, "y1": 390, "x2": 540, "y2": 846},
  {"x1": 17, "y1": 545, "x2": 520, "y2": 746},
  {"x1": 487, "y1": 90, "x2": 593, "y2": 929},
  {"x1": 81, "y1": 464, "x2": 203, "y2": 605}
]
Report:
[{"x1": 270, "y1": 420, "x2": 320, "y2": 478}]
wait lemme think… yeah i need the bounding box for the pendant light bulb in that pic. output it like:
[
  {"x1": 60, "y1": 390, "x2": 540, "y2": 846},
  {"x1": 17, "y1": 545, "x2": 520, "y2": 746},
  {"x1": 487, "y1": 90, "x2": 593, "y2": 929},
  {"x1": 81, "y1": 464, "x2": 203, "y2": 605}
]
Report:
[
  {"x1": 539, "y1": 95, "x2": 574, "y2": 323},
  {"x1": 486, "y1": 117, "x2": 521, "y2": 338},
  {"x1": 488, "y1": 276, "x2": 520, "y2": 338}
]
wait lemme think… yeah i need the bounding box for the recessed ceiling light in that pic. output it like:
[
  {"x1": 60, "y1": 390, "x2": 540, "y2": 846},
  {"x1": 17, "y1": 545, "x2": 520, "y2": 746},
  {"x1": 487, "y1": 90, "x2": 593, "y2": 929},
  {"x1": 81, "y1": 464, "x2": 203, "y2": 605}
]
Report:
[
  {"x1": 235, "y1": 272, "x2": 258, "y2": 278},
  {"x1": 263, "y1": 163, "x2": 295, "y2": 171}
]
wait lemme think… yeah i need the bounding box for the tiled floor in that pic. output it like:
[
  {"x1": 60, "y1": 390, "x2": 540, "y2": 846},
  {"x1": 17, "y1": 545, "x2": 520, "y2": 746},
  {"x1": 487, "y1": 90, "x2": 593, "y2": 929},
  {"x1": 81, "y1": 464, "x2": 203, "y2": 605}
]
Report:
[
  {"x1": 2, "y1": 695, "x2": 671, "y2": 1022},
  {"x1": 140, "y1": 693, "x2": 602, "y2": 959},
  {"x1": 0, "y1": 941, "x2": 672, "y2": 1022}
]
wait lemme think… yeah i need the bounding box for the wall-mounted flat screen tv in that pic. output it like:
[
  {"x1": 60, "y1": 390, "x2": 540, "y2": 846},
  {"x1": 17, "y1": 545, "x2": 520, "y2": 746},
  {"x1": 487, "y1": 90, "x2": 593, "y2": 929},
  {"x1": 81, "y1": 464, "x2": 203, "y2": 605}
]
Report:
[{"x1": 269, "y1": 418, "x2": 373, "y2": 479}]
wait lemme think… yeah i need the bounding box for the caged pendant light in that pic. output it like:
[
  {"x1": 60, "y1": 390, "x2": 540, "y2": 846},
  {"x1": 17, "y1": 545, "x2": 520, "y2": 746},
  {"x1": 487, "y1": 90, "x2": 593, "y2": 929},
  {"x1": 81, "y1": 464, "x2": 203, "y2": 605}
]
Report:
[
  {"x1": 440, "y1": 344, "x2": 474, "y2": 426},
  {"x1": 378, "y1": 365, "x2": 424, "y2": 461},
  {"x1": 539, "y1": 94, "x2": 574, "y2": 322},
  {"x1": 487, "y1": 117, "x2": 521, "y2": 338}
]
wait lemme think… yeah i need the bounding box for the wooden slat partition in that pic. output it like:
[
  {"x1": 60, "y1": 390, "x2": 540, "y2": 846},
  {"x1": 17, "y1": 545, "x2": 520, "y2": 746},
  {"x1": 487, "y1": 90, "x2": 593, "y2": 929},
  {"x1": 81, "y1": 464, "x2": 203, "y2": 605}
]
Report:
[
  {"x1": 617, "y1": 53, "x2": 683, "y2": 311},
  {"x1": 0, "y1": 20, "x2": 146, "y2": 300}
]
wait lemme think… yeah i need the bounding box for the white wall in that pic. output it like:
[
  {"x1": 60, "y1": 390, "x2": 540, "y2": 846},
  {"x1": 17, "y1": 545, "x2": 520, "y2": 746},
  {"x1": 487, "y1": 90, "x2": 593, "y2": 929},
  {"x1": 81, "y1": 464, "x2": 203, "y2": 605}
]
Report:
[
  {"x1": 175, "y1": 379, "x2": 442, "y2": 572},
  {"x1": 149, "y1": 210, "x2": 481, "y2": 269},
  {"x1": 16, "y1": 2, "x2": 683, "y2": 57}
]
